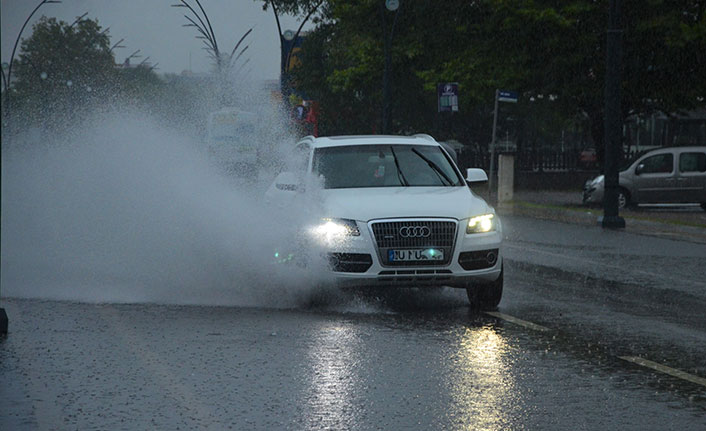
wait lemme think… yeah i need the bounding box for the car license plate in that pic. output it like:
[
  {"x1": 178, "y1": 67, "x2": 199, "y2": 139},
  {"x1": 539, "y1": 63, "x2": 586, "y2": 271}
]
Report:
[{"x1": 388, "y1": 248, "x2": 444, "y2": 262}]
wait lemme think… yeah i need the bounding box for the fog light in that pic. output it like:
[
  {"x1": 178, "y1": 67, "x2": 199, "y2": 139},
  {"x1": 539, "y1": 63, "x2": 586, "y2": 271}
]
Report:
[{"x1": 486, "y1": 251, "x2": 497, "y2": 265}]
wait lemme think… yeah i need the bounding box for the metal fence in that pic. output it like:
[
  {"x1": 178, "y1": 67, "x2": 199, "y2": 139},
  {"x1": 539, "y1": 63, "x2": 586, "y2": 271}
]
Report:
[{"x1": 458, "y1": 149, "x2": 595, "y2": 173}]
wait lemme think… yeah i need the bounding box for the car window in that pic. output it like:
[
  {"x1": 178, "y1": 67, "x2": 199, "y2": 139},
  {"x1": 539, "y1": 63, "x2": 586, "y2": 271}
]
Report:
[
  {"x1": 639, "y1": 153, "x2": 673, "y2": 174},
  {"x1": 621, "y1": 149, "x2": 651, "y2": 171},
  {"x1": 312, "y1": 144, "x2": 463, "y2": 189},
  {"x1": 678, "y1": 152, "x2": 706, "y2": 173}
]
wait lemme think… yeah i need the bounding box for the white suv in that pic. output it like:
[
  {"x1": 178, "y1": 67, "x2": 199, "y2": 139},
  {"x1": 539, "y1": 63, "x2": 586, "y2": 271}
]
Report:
[{"x1": 266, "y1": 135, "x2": 503, "y2": 308}]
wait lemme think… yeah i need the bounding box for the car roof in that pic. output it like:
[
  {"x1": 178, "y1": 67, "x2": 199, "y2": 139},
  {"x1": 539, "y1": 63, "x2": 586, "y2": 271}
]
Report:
[
  {"x1": 301, "y1": 135, "x2": 441, "y2": 149},
  {"x1": 640, "y1": 146, "x2": 706, "y2": 155}
]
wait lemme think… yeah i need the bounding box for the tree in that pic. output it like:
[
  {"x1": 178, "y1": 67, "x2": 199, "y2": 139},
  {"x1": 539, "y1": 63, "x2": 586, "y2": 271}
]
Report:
[
  {"x1": 290, "y1": 0, "x2": 491, "y2": 136},
  {"x1": 286, "y1": 0, "x2": 706, "y2": 164},
  {"x1": 115, "y1": 64, "x2": 166, "y2": 110},
  {"x1": 460, "y1": 0, "x2": 706, "y2": 162},
  {"x1": 11, "y1": 16, "x2": 118, "y2": 127}
]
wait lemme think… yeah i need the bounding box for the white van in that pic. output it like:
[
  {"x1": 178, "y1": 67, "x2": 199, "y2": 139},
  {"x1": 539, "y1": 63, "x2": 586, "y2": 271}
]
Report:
[{"x1": 206, "y1": 108, "x2": 259, "y2": 174}]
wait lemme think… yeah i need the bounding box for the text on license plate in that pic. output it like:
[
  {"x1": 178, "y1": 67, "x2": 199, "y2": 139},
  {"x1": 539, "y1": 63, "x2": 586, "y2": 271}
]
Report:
[{"x1": 388, "y1": 248, "x2": 444, "y2": 262}]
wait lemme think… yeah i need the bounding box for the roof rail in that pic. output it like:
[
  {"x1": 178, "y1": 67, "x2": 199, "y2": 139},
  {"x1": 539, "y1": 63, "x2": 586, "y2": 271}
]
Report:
[{"x1": 412, "y1": 133, "x2": 436, "y2": 142}]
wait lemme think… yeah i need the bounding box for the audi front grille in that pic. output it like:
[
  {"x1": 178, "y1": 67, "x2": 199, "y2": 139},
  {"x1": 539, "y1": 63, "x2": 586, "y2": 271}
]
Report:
[{"x1": 370, "y1": 219, "x2": 457, "y2": 266}]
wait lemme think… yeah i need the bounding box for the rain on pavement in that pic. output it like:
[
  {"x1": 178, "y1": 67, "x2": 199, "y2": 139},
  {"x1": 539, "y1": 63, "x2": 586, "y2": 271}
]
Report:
[{"x1": 2, "y1": 214, "x2": 705, "y2": 430}]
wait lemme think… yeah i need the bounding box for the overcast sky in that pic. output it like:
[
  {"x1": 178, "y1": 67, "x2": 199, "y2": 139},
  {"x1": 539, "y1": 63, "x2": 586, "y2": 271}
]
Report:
[{"x1": 1, "y1": 0, "x2": 309, "y2": 80}]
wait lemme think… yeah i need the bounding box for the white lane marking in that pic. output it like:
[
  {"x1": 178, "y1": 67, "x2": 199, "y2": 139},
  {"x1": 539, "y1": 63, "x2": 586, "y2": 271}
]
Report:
[
  {"x1": 484, "y1": 311, "x2": 550, "y2": 332},
  {"x1": 619, "y1": 356, "x2": 706, "y2": 387},
  {"x1": 504, "y1": 243, "x2": 706, "y2": 288}
]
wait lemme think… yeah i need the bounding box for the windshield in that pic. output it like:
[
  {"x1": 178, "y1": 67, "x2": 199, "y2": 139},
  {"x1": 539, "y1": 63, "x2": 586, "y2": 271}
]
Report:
[
  {"x1": 311, "y1": 144, "x2": 463, "y2": 189},
  {"x1": 620, "y1": 149, "x2": 652, "y2": 171}
]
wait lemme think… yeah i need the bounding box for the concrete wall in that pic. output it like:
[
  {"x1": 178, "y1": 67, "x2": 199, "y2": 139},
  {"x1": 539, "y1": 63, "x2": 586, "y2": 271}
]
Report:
[{"x1": 498, "y1": 154, "x2": 515, "y2": 202}]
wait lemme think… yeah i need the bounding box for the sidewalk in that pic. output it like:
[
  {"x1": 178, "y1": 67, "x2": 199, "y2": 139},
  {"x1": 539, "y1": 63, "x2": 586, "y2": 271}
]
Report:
[
  {"x1": 500, "y1": 214, "x2": 706, "y2": 327},
  {"x1": 496, "y1": 189, "x2": 706, "y2": 244}
]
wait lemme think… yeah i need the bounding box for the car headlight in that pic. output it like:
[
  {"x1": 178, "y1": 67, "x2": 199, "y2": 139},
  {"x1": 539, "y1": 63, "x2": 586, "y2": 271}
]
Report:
[
  {"x1": 467, "y1": 214, "x2": 496, "y2": 234},
  {"x1": 591, "y1": 175, "x2": 604, "y2": 187},
  {"x1": 309, "y1": 218, "x2": 360, "y2": 239}
]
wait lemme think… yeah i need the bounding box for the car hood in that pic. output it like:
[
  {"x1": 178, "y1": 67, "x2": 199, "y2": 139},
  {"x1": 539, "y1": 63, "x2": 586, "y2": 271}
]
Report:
[{"x1": 320, "y1": 186, "x2": 491, "y2": 222}]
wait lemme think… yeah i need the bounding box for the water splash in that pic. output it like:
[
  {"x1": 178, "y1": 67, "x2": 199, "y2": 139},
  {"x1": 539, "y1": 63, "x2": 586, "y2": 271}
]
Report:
[{"x1": 1, "y1": 106, "x2": 334, "y2": 308}]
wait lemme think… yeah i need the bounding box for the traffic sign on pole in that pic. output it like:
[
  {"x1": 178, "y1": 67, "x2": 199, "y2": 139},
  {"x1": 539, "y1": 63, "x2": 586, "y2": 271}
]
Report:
[
  {"x1": 498, "y1": 90, "x2": 518, "y2": 103},
  {"x1": 438, "y1": 83, "x2": 459, "y2": 112}
]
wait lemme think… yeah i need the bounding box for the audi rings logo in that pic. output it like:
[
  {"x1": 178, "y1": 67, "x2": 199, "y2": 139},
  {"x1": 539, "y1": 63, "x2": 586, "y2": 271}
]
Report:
[{"x1": 399, "y1": 226, "x2": 431, "y2": 238}]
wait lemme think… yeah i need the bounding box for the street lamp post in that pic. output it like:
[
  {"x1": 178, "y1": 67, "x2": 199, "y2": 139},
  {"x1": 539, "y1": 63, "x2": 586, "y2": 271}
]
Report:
[
  {"x1": 2, "y1": 0, "x2": 62, "y2": 122},
  {"x1": 271, "y1": 0, "x2": 324, "y2": 99},
  {"x1": 172, "y1": 0, "x2": 253, "y2": 107},
  {"x1": 599, "y1": 0, "x2": 626, "y2": 229},
  {"x1": 1, "y1": 0, "x2": 61, "y2": 337},
  {"x1": 381, "y1": 0, "x2": 400, "y2": 134}
]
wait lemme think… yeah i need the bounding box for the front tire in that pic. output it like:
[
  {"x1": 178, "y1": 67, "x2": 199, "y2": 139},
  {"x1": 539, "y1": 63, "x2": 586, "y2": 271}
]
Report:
[{"x1": 466, "y1": 264, "x2": 504, "y2": 310}]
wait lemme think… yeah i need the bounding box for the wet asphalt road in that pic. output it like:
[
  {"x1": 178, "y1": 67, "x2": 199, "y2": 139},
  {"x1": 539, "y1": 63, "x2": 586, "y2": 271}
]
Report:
[{"x1": 2, "y1": 216, "x2": 706, "y2": 430}]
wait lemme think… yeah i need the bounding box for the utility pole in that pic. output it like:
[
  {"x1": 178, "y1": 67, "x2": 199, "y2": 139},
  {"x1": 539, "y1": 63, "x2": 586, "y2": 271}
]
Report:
[
  {"x1": 488, "y1": 89, "x2": 499, "y2": 201},
  {"x1": 599, "y1": 0, "x2": 626, "y2": 228},
  {"x1": 381, "y1": 0, "x2": 400, "y2": 134}
]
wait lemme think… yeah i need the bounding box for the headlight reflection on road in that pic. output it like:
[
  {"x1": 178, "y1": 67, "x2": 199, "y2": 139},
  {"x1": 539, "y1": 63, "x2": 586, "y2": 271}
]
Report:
[
  {"x1": 303, "y1": 323, "x2": 360, "y2": 429},
  {"x1": 449, "y1": 325, "x2": 516, "y2": 431}
]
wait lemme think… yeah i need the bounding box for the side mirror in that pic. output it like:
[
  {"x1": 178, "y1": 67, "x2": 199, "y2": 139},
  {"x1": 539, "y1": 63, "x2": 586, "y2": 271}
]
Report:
[
  {"x1": 274, "y1": 171, "x2": 302, "y2": 192},
  {"x1": 466, "y1": 168, "x2": 488, "y2": 183},
  {"x1": 635, "y1": 164, "x2": 644, "y2": 175}
]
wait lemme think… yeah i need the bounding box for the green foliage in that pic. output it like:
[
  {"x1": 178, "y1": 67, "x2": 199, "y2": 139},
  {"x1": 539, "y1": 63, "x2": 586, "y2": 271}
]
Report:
[
  {"x1": 257, "y1": 0, "x2": 327, "y2": 18},
  {"x1": 12, "y1": 16, "x2": 118, "y2": 123},
  {"x1": 5, "y1": 16, "x2": 182, "y2": 133},
  {"x1": 288, "y1": 0, "x2": 705, "y2": 155}
]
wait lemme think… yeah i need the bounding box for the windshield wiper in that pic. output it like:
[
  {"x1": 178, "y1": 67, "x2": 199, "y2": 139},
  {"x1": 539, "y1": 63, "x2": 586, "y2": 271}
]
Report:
[
  {"x1": 411, "y1": 148, "x2": 453, "y2": 186},
  {"x1": 389, "y1": 146, "x2": 409, "y2": 186}
]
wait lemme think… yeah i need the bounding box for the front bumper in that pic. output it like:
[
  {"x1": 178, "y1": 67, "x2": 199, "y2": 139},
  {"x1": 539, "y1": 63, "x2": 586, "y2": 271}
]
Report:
[
  {"x1": 583, "y1": 181, "x2": 604, "y2": 205},
  {"x1": 319, "y1": 218, "x2": 503, "y2": 289}
]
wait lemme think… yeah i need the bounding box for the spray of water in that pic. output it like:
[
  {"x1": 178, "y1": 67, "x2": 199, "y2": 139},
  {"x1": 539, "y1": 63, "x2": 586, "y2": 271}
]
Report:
[
  {"x1": 1, "y1": 73, "x2": 473, "y2": 311},
  {"x1": 0, "y1": 101, "x2": 345, "y2": 308}
]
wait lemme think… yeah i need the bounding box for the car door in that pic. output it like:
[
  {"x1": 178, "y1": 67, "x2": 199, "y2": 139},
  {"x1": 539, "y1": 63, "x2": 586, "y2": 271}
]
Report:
[
  {"x1": 632, "y1": 152, "x2": 677, "y2": 203},
  {"x1": 676, "y1": 150, "x2": 706, "y2": 203}
]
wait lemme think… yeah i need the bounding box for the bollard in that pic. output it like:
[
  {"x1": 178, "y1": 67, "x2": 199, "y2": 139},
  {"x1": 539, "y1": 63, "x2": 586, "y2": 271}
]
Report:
[
  {"x1": 0, "y1": 308, "x2": 7, "y2": 335},
  {"x1": 497, "y1": 153, "x2": 515, "y2": 204}
]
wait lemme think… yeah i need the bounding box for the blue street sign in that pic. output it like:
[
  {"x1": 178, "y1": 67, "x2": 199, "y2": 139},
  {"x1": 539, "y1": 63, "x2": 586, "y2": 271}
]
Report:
[
  {"x1": 498, "y1": 90, "x2": 518, "y2": 103},
  {"x1": 438, "y1": 83, "x2": 459, "y2": 112}
]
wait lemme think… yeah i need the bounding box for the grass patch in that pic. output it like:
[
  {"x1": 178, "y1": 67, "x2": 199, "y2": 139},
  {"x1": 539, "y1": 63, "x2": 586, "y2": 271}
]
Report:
[
  {"x1": 512, "y1": 201, "x2": 706, "y2": 229},
  {"x1": 621, "y1": 214, "x2": 706, "y2": 228},
  {"x1": 513, "y1": 201, "x2": 594, "y2": 214}
]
